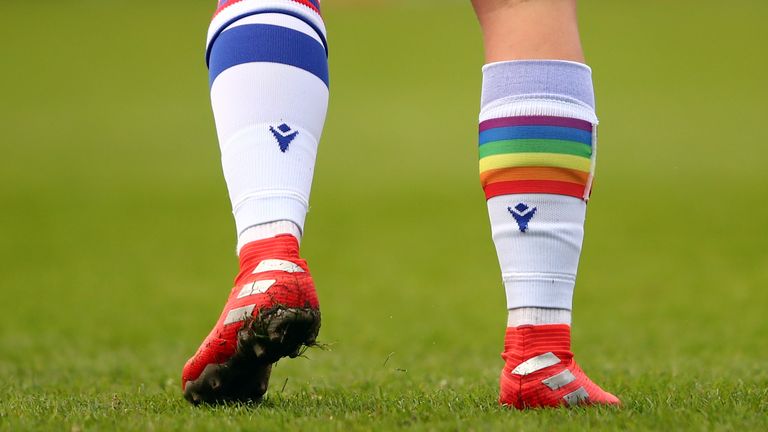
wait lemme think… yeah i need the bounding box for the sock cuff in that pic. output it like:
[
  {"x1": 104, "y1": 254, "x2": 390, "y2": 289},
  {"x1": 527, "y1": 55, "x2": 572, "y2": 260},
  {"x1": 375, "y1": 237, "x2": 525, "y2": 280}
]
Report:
[
  {"x1": 481, "y1": 60, "x2": 594, "y2": 111},
  {"x1": 503, "y1": 274, "x2": 575, "y2": 310},
  {"x1": 206, "y1": 0, "x2": 327, "y2": 65},
  {"x1": 237, "y1": 220, "x2": 302, "y2": 254},
  {"x1": 233, "y1": 195, "x2": 309, "y2": 236},
  {"x1": 507, "y1": 308, "x2": 572, "y2": 326}
]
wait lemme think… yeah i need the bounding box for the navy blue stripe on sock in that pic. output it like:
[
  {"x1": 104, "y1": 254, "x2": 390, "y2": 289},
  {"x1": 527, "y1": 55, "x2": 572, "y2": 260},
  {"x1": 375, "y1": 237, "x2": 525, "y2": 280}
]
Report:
[
  {"x1": 209, "y1": 24, "x2": 329, "y2": 87},
  {"x1": 305, "y1": 0, "x2": 321, "y2": 10},
  {"x1": 205, "y1": 9, "x2": 328, "y2": 65}
]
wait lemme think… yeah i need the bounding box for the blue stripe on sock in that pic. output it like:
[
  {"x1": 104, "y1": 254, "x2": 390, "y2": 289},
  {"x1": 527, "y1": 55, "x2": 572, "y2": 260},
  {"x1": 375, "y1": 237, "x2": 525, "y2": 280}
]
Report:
[
  {"x1": 478, "y1": 126, "x2": 593, "y2": 146},
  {"x1": 305, "y1": 0, "x2": 321, "y2": 10},
  {"x1": 205, "y1": 9, "x2": 328, "y2": 65},
  {"x1": 209, "y1": 24, "x2": 329, "y2": 87}
]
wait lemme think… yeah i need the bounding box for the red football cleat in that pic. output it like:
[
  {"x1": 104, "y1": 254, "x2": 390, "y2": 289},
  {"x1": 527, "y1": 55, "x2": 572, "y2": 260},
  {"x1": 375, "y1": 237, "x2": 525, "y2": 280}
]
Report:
[
  {"x1": 182, "y1": 234, "x2": 320, "y2": 404},
  {"x1": 499, "y1": 324, "x2": 620, "y2": 409}
]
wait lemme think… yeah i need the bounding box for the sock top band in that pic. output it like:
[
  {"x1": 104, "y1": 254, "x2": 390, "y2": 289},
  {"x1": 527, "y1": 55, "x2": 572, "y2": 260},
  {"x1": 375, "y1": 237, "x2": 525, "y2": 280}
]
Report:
[{"x1": 481, "y1": 60, "x2": 595, "y2": 110}]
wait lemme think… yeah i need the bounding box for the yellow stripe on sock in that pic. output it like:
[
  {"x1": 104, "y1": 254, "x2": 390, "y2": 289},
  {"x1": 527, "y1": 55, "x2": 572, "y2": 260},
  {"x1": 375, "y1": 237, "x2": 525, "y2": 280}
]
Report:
[{"x1": 479, "y1": 153, "x2": 591, "y2": 174}]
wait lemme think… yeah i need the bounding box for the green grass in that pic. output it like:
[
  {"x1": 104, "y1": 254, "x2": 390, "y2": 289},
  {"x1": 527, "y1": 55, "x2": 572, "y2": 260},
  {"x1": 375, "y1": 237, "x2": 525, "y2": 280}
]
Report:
[{"x1": 1, "y1": 0, "x2": 767, "y2": 430}]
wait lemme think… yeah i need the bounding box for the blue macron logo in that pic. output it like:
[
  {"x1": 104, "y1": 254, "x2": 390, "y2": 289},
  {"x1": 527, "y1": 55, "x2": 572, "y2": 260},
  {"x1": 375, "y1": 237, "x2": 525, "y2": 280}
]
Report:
[
  {"x1": 508, "y1": 203, "x2": 537, "y2": 233},
  {"x1": 269, "y1": 123, "x2": 299, "y2": 153}
]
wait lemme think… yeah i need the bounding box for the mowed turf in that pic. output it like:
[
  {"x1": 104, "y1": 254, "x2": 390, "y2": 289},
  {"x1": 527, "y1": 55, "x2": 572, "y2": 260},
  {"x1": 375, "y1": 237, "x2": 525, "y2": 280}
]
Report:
[{"x1": 1, "y1": 0, "x2": 767, "y2": 430}]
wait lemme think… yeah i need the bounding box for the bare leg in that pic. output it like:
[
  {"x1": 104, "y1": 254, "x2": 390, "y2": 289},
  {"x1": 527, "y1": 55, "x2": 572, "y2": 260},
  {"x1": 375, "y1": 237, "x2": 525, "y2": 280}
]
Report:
[{"x1": 472, "y1": 0, "x2": 584, "y2": 63}]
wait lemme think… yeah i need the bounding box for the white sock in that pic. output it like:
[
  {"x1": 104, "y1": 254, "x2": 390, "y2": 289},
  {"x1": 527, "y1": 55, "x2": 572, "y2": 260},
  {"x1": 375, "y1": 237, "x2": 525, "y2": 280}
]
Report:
[
  {"x1": 479, "y1": 60, "x2": 599, "y2": 326},
  {"x1": 507, "y1": 308, "x2": 572, "y2": 327},
  {"x1": 206, "y1": 1, "x2": 329, "y2": 248}
]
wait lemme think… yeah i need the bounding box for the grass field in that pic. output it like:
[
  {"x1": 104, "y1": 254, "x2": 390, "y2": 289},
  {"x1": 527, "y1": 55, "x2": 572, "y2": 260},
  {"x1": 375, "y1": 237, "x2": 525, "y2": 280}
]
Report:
[{"x1": 1, "y1": 0, "x2": 767, "y2": 430}]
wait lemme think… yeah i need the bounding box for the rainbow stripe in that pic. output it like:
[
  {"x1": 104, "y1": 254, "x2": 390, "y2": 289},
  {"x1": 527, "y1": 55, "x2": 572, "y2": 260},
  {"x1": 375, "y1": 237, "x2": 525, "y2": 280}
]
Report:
[{"x1": 479, "y1": 116, "x2": 594, "y2": 200}]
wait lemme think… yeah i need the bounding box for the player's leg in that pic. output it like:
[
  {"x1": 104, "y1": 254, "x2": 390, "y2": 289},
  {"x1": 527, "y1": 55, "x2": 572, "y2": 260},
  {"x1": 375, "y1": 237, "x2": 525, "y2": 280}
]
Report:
[
  {"x1": 471, "y1": 0, "x2": 619, "y2": 408},
  {"x1": 181, "y1": 0, "x2": 328, "y2": 404}
]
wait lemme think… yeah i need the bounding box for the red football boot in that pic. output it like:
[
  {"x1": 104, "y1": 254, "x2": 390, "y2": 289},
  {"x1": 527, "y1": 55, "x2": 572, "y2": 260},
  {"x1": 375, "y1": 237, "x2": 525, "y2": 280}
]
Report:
[
  {"x1": 182, "y1": 234, "x2": 320, "y2": 404},
  {"x1": 499, "y1": 324, "x2": 620, "y2": 409}
]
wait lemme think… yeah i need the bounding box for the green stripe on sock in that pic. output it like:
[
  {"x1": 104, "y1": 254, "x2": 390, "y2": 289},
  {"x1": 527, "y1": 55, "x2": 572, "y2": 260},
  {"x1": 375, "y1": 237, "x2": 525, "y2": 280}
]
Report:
[{"x1": 478, "y1": 139, "x2": 592, "y2": 159}]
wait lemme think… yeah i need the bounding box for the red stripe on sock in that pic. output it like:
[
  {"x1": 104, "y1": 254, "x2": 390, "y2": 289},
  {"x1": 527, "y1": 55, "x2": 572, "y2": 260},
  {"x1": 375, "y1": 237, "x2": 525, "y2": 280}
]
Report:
[
  {"x1": 214, "y1": 0, "x2": 321, "y2": 18},
  {"x1": 484, "y1": 180, "x2": 586, "y2": 199}
]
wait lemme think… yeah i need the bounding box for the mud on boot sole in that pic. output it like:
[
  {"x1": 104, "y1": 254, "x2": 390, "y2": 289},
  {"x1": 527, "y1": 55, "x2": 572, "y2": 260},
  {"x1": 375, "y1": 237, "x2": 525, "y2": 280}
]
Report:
[{"x1": 184, "y1": 306, "x2": 321, "y2": 405}]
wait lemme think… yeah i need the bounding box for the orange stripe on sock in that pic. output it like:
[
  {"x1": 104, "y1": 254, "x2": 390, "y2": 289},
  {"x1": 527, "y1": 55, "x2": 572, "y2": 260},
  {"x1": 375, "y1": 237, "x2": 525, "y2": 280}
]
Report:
[{"x1": 480, "y1": 167, "x2": 589, "y2": 188}]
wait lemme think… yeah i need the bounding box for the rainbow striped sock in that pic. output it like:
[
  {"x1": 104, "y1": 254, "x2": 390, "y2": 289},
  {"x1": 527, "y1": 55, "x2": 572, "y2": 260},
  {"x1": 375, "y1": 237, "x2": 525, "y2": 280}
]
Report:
[
  {"x1": 479, "y1": 60, "x2": 598, "y2": 321},
  {"x1": 479, "y1": 115, "x2": 594, "y2": 200}
]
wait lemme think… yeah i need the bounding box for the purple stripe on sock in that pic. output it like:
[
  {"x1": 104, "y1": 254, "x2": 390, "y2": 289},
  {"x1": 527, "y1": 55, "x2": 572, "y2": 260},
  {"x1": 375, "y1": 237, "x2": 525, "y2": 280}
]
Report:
[{"x1": 479, "y1": 116, "x2": 593, "y2": 133}]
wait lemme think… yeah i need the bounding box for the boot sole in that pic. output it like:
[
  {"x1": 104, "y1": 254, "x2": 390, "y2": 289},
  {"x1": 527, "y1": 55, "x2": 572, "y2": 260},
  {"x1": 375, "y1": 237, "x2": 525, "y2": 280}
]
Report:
[{"x1": 184, "y1": 305, "x2": 321, "y2": 405}]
